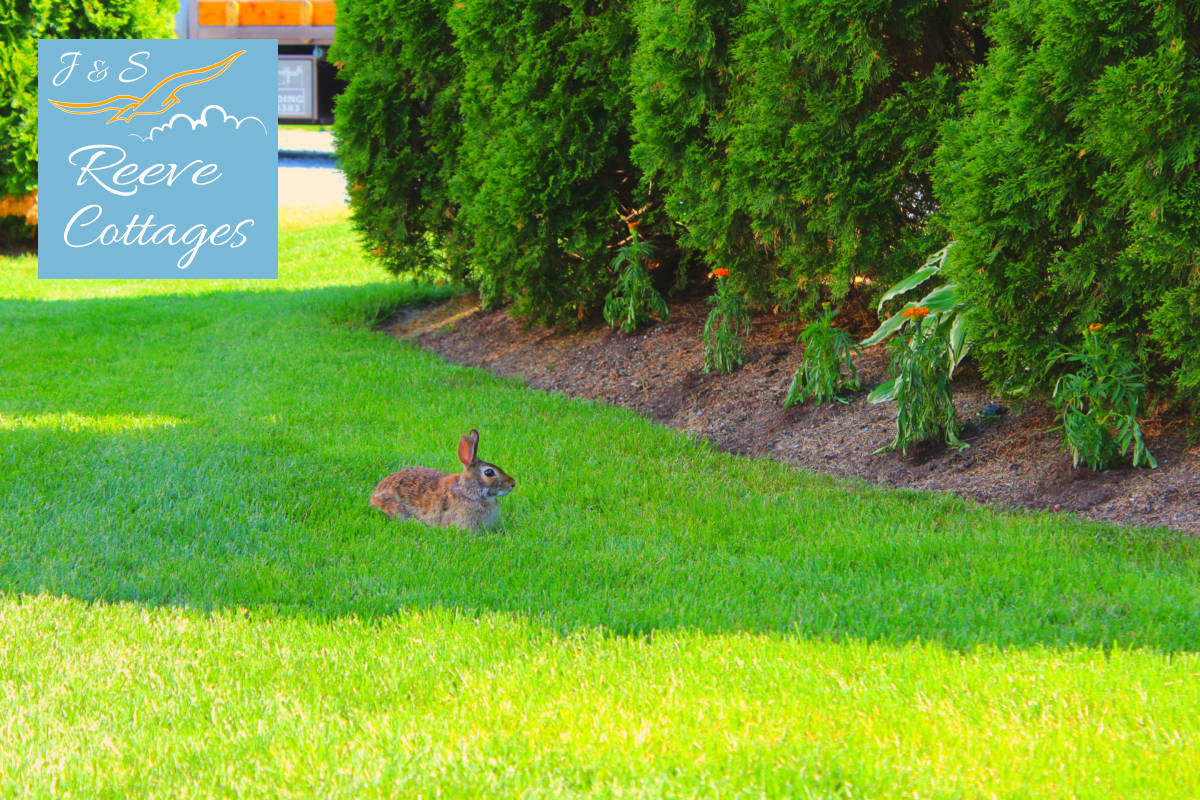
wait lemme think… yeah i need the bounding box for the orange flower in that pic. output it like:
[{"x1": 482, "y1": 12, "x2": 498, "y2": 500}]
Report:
[
  {"x1": 900, "y1": 305, "x2": 930, "y2": 319},
  {"x1": 713, "y1": 267, "x2": 731, "y2": 278},
  {"x1": 627, "y1": 220, "x2": 641, "y2": 233},
  {"x1": 1087, "y1": 323, "x2": 1103, "y2": 333}
]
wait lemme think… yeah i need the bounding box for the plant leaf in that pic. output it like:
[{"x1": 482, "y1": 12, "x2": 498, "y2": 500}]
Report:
[
  {"x1": 867, "y1": 378, "x2": 897, "y2": 403},
  {"x1": 948, "y1": 311, "x2": 972, "y2": 373},
  {"x1": 860, "y1": 312, "x2": 908, "y2": 347},
  {"x1": 917, "y1": 283, "x2": 960, "y2": 312},
  {"x1": 876, "y1": 265, "x2": 940, "y2": 311}
]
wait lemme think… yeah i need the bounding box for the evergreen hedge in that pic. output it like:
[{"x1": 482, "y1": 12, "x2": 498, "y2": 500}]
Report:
[
  {"x1": 628, "y1": 0, "x2": 746, "y2": 288},
  {"x1": 334, "y1": 0, "x2": 1198, "y2": 403},
  {"x1": 447, "y1": 0, "x2": 642, "y2": 326}
]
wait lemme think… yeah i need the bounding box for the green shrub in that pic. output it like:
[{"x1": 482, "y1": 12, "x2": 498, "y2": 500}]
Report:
[
  {"x1": 331, "y1": 0, "x2": 463, "y2": 278},
  {"x1": 0, "y1": 27, "x2": 36, "y2": 202},
  {"x1": 784, "y1": 307, "x2": 860, "y2": 407},
  {"x1": 331, "y1": 0, "x2": 1197, "y2": 416},
  {"x1": 628, "y1": 0, "x2": 751, "y2": 290},
  {"x1": 936, "y1": 0, "x2": 1200, "y2": 406},
  {"x1": 631, "y1": 0, "x2": 986, "y2": 313},
  {"x1": 447, "y1": 0, "x2": 648, "y2": 327},
  {"x1": 0, "y1": 0, "x2": 174, "y2": 206},
  {"x1": 335, "y1": 0, "x2": 985, "y2": 328},
  {"x1": 1051, "y1": 326, "x2": 1156, "y2": 471},
  {"x1": 603, "y1": 223, "x2": 668, "y2": 333},
  {"x1": 335, "y1": 0, "x2": 664, "y2": 325}
]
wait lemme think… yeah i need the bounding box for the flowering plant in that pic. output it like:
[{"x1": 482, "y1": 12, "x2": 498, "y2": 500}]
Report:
[
  {"x1": 701, "y1": 269, "x2": 750, "y2": 373},
  {"x1": 863, "y1": 244, "x2": 970, "y2": 454}
]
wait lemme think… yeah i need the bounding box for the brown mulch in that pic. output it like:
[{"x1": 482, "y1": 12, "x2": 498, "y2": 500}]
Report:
[{"x1": 381, "y1": 294, "x2": 1200, "y2": 534}]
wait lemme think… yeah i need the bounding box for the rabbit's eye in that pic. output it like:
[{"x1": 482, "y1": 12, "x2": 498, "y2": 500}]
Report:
[{"x1": 484, "y1": 468, "x2": 496, "y2": 477}]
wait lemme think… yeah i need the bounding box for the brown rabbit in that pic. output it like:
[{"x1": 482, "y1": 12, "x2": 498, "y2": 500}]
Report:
[{"x1": 370, "y1": 429, "x2": 516, "y2": 530}]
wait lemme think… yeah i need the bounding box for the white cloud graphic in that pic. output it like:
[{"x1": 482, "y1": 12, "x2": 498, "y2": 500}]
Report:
[{"x1": 129, "y1": 104, "x2": 268, "y2": 143}]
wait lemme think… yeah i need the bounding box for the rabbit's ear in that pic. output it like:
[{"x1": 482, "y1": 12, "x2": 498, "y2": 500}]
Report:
[{"x1": 458, "y1": 429, "x2": 480, "y2": 467}]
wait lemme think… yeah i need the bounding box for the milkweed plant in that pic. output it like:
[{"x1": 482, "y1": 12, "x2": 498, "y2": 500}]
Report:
[
  {"x1": 862, "y1": 244, "x2": 971, "y2": 454},
  {"x1": 701, "y1": 268, "x2": 751, "y2": 374}
]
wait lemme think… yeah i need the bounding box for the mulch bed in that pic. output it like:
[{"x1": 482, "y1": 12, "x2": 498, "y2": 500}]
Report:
[{"x1": 381, "y1": 295, "x2": 1200, "y2": 534}]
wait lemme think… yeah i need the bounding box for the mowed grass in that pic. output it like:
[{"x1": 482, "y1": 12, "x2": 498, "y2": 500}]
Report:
[{"x1": 1, "y1": 208, "x2": 1199, "y2": 798}]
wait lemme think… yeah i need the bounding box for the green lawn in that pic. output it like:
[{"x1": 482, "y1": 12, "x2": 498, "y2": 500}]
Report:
[
  {"x1": 2, "y1": 209, "x2": 1198, "y2": 798},
  {"x1": 279, "y1": 123, "x2": 335, "y2": 132}
]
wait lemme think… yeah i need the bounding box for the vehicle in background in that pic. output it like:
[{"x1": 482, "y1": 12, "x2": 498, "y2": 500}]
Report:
[{"x1": 175, "y1": 0, "x2": 344, "y2": 123}]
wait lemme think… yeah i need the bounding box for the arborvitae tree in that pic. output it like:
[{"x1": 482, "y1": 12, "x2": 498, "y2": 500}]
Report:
[
  {"x1": 331, "y1": 0, "x2": 464, "y2": 277},
  {"x1": 631, "y1": 0, "x2": 986, "y2": 312},
  {"x1": 1, "y1": 0, "x2": 175, "y2": 240},
  {"x1": 448, "y1": 0, "x2": 647, "y2": 327},
  {"x1": 937, "y1": 0, "x2": 1200, "y2": 402},
  {"x1": 630, "y1": 0, "x2": 753, "y2": 283}
]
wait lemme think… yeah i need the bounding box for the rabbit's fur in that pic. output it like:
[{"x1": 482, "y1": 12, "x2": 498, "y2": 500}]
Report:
[{"x1": 370, "y1": 429, "x2": 515, "y2": 530}]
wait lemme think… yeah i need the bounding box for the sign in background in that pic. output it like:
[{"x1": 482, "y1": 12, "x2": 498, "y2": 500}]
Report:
[
  {"x1": 38, "y1": 39, "x2": 278, "y2": 279},
  {"x1": 277, "y1": 55, "x2": 315, "y2": 121}
]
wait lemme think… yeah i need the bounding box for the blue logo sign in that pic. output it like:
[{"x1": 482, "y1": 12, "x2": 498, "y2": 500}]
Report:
[{"x1": 38, "y1": 40, "x2": 278, "y2": 279}]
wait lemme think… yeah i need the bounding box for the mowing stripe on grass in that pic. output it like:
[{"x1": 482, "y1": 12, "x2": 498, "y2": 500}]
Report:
[{"x1": 1, "y1": 208, "x2": 1198, "y2": 798}]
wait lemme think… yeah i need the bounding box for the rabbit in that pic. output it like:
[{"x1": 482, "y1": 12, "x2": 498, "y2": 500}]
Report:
[{"x1": 370, "y1": 428, "x2": 516, "y2": 530}]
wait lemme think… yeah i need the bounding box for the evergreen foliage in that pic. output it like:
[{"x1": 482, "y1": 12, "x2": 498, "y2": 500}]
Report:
[
  {"x1": 631, "y1": 0, "x2": 986, "y2": 311},
  {"x1": 332, "y1": 0, "x2": 1197, "y2": 407},
  {"x1": 447, "y1": 0, "x2": 644, "y2": 326},
  {"x1": 330, "y1": 0, "x2": 463, "y2": 277},
  {"x1": 936, "y1": 0, "x2": 1200, "y2": 403},
  {"x1": 629, "y1": 0, "x2": 750, "y2": 289}
]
